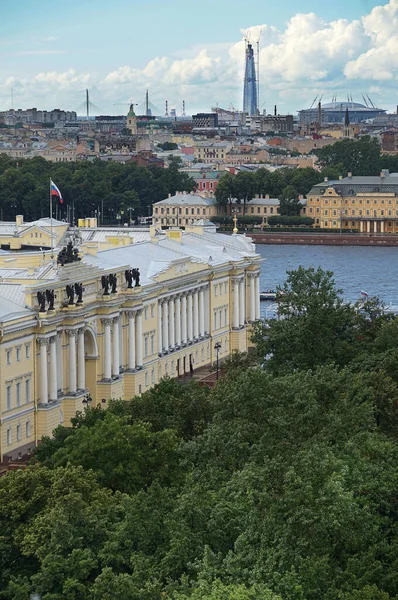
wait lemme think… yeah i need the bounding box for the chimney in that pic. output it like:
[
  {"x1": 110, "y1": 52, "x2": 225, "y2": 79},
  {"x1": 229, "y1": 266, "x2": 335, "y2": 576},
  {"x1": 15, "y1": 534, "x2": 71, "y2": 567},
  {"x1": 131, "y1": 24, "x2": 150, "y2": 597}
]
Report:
[
  {"x1": 168, "y1": 193, "x2": 171, "y2": 198},
  {"x1": 348, "y1": 172, "x2": 352, "y2": 178},
  {"x1": 15, "y1": 215, "x2": 24, "y2": 226},
  {"x1": 265, "y1": 194, "x2": 269, "y2": 199},
  {"x1": 339, "y1": 175, "x2": 343, "y2": 180},
  {"x1": 274, "y1": 105, "x2": 277, "y2": 116},
  {"x1": 324, "y1": 177, "x2": 328, "y2": 182}
]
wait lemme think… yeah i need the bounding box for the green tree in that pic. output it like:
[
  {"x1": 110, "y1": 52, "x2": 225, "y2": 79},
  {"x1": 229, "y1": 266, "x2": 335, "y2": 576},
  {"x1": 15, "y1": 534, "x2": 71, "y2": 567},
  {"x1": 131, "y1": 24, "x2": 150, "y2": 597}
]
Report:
[
  {"x1": 278, "y1": 185, "x2": 300, "y2": 215},
  {"x1": 215, "y1": 172, "x2": 236, "y2": 215},
  {"x1": 251, "y1": 266, "x2": 358, "y2": 372},
  {"x1": 314, "y1": 136, "x2": 381, "y2": 175}
]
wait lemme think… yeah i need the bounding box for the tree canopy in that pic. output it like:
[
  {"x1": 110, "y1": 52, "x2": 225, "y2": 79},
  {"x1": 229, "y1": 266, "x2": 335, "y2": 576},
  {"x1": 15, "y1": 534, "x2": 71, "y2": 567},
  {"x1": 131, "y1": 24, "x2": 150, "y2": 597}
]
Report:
[
  {"x1": 0, "y1": 154, "x2": 195, "y2": 222},
  {"x1": 1, "y1": 268, "x2": 398, "y2": 599}
]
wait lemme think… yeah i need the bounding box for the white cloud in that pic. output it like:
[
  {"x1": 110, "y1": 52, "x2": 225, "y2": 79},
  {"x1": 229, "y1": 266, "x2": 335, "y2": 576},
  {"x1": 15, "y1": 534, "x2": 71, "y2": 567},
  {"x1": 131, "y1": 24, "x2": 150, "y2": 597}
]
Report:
[{"x1": 2, "y1": 1, "x2": 398, "y2": 114}]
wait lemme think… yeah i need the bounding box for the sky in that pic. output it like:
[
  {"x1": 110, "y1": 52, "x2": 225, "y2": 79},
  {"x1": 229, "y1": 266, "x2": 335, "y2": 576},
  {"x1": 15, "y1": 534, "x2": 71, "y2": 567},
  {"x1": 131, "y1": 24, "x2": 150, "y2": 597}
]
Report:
[{"x1": 1, "y1": 0, "x2": 398, "y2": 116}]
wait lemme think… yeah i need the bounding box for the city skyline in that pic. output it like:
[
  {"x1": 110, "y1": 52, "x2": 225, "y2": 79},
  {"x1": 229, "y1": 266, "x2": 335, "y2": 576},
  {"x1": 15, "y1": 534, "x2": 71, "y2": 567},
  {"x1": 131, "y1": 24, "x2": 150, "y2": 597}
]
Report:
[{"x1": 1, "y1": 0, "x2": 397, "y2": 115}]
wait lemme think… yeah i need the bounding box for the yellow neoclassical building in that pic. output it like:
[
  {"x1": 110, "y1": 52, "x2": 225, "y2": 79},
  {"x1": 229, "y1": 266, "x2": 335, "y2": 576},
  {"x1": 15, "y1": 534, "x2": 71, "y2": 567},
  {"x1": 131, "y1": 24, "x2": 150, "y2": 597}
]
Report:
[
  {"x1": 0, "y1": 222, "x2": 262, "y2": 462},
  {"x1": 307, "y1": 170, "x2": 398, "y2": 233}
]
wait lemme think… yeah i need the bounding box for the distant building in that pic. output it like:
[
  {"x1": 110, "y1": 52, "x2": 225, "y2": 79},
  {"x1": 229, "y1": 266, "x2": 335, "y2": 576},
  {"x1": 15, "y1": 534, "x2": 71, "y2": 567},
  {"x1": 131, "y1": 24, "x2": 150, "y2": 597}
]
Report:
[
  {"x1": 194, "y1": 141, "x2": 232, "y2": 164},
  {"x1": 243, "y1": 42, "x2": 258, "y2": 115},
  {"x1": 192, "y1": 113, "x2": 219, "y2": 128},
  {"x1": 95, "y1": 115, "x2": 126, "y2": 133},
  {"x1": 126, "y1": 104, "x2": 137, "y2": 135},
  {"x1": 306, "y1": 170, "x2": 398, "y2": 233},
  {"x1": 382, "y1": 129, "x2": 398, "y2": 154},
  {"x1": 0, "y1": 108, "x2": 77, "y2": 125},
  {"x1": 299, "y1": 101, "x2": 385, "y2": 125},
  {"x1": 246, "y1": 114, "x2": 294, "y2": 133}
]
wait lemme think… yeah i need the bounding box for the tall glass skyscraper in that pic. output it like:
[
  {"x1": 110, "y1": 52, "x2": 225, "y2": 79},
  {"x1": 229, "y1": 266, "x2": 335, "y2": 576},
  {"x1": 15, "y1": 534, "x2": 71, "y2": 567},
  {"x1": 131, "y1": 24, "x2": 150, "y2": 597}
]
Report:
[{"x1": 243, "y1": 43, "x2": 258, "y2": 115}]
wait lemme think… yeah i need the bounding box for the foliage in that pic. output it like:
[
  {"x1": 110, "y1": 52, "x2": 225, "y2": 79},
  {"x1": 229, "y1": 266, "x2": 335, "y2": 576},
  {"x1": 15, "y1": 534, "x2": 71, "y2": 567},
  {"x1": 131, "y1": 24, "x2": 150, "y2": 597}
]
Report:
[
  {"x1": 0, "y1": 154, "x2": 195, "y2": 221},
  {"x1": 314, "y1": 136, "x2": 382, "y2": 175},
  {"x1": 158, "y1": 142, "x2": 179, "y2": 151},
  {"x1": 267, "y1": 215, "x2": 314, "y2": 226}
]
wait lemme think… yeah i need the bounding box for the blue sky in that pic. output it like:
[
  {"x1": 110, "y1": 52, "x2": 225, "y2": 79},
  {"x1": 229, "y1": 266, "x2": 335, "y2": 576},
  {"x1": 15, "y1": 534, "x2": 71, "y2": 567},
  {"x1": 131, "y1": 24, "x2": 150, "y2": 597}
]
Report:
[{"x1": 0, "y1": 0, "x2": 397, "y2": 115}]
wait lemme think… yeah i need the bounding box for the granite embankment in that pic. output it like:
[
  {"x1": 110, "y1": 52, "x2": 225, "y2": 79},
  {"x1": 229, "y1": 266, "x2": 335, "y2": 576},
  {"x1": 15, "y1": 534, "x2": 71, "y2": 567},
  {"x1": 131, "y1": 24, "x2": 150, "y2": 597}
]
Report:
[{"x1": 249, "y1": 233, "x2": 398, "y2": 247}]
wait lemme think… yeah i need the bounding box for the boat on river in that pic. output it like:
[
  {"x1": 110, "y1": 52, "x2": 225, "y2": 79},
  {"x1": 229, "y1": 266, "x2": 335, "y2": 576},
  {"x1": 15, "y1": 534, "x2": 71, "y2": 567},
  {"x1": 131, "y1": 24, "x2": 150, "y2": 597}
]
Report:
[{"x1": 260, "y1": 290, "x2": 277, "y2": 301}]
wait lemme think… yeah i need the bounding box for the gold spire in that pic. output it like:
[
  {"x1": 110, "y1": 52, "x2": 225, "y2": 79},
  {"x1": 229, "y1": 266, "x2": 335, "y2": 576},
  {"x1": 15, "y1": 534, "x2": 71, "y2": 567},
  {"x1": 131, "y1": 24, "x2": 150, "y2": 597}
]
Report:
[{"x1": 233, "y1": 214, "x2": 238, "y2": 234}]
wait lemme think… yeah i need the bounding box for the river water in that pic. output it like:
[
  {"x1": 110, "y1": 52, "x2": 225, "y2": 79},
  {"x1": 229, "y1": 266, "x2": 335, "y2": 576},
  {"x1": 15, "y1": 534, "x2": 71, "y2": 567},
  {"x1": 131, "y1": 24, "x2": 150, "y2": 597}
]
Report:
[{"x1": 258, "y1": 245, "x2": 398, "y2": 317}]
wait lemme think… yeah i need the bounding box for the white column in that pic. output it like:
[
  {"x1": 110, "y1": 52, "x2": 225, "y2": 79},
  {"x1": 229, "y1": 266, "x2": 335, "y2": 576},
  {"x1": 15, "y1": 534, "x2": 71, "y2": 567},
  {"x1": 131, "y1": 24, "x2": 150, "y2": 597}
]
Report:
[
  {"x1": 239, "y1": 279, "x2": 245, "y2": 326},
  {"x1": 255, "y1": 276, "x2": 261, "y2": 320},
  {"x1": 381, "y1": 221, "x2": 385, "y2": 234},
  {"x1": 77, "y1": 327, "x2": 85, "y2": 391},
  {"x1": 181, "y1": 294, "x2": 187, "y2": 345},
  {"x1": 49, "y1": 336, "x2": 57, "y2": 402},
  {"x1": 38, "y1": 339, "x2": 48, "y2": 405},
  {"x1": 162, "y1": 301, "x2": 169, "y2": 351},
  {"x1": 249, "y1": 276, "x2": 256, "y2": 322},
  {"x1": 233, "y1": 281, "x2": 240, "y2": 329},
  {"x1": 136, "y1": 310, "x2": 143, "y2": 367},
  {"x1": 169, "y1": 297, "x2": 175, "y2": 349},
  {"x1": 119, "y1": 316, "x2": 123, "y2": 370},
  {"x1": 193, "y1": 290, "x2": 199, "y2": 339},
  {"x1": 56, "y1": 333, "x2": 63, "y2": 392},
  {"x1": 199, "y1": 289, "x2": 205, "y2": 337},
  {"x1": 360, "y1": 220, "x2": 364, "y2": 233},
  {"x1": 102, "y1": 319, "x2": 112, "y2": 381},
  {"x1": 367, "y1": 221, "x2": 371, "y2": 233},
  {"x1": 68, "y1": 330, "x2": 77, "y2": 394},
  {"x1": 187, "y1": 292, "x2": 193, "y2": 341},
  {"x1": 175, "y1": 295, "x2": 181, "y2": 347},
  {"x1": 112, "y1": 317, "x2": 120, "y2": 377},
  {"x1": 128, "y1": 312, "x2": 136, "y2": 369},
  {"x1": 204, "y1": 286, "x2": 210, "y2": 334},
  {"x1": 157, "y1": 304, "x2": 163, "y2": 354}
]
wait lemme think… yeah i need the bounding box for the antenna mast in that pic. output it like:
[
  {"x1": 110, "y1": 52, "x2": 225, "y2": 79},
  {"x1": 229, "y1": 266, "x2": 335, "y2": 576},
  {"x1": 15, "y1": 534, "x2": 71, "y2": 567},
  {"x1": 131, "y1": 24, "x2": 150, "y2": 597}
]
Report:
[
  {"x1": 86, "y1": 89, "x2": 89, "y2": 118},
  {"x1": 182, "y1": 100, "x2": 186, "y2": 117},
  {"x1": 145, "y1": 89, "x2": 149, "y2": 116},
  {"x1": 165, "y1": 100, "x2": 169, "y2": 117}
]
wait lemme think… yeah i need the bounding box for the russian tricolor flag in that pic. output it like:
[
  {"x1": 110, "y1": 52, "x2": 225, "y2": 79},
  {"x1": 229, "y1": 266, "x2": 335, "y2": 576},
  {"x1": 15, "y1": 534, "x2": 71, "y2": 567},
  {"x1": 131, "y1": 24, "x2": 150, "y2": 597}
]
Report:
[
  {"x1": 360, "y1": 290, "x2": 368, "y2": 298},
  {"x1": 50, "y1": 180, "x2": 63, "y2": 204}
]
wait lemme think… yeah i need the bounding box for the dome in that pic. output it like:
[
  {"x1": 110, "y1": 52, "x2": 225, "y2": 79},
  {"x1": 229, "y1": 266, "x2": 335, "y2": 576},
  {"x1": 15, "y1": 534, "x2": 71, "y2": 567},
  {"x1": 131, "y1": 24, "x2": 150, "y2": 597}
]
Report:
[{"x1": 321, "y1": 101, "x2": 369, "y2": 110}]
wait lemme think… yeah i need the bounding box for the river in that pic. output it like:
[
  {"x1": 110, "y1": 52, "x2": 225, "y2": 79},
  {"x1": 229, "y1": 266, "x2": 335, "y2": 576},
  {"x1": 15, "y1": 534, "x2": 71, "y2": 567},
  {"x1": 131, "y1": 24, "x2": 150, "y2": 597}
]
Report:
[{"x1": 258, "y1": 245, "x2": 398, "y2": 316}]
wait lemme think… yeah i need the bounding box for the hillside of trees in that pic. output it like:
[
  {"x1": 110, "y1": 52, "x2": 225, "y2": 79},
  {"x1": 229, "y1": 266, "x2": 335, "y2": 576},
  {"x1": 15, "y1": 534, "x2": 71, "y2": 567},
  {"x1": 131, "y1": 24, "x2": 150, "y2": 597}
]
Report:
[
  {"x1": 0, "y1": 154, "x2": 195, "y2": 222},
  {"x1": 1, "y1": 267, "x2": 398, "y2": 599}
]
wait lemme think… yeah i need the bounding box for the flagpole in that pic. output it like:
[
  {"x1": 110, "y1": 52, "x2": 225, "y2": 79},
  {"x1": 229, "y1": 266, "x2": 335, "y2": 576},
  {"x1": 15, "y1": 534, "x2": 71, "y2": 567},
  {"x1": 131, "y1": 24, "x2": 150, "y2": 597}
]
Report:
[{"x1": 50, "y1": 178, "x2": 54, "y2": 260}]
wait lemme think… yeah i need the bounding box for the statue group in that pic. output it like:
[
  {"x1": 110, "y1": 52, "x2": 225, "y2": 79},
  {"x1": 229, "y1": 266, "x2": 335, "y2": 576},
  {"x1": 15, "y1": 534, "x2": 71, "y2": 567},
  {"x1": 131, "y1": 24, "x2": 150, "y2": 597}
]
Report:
[
  {"x1": 101, "y1": 274, "x2": 118, "y2": 296},
  {"x1": 65, "y1": 282, "x2": 84, "y2": 306},
  {"x1": 37, "y1": 289, "x2": 56, "y2": 312},
  {"x1": 57, "y1": 241, "x2": 81, "y2": 266},
  {"x1": 124, "y1": 268, "x2": 141, "y2": 288}
]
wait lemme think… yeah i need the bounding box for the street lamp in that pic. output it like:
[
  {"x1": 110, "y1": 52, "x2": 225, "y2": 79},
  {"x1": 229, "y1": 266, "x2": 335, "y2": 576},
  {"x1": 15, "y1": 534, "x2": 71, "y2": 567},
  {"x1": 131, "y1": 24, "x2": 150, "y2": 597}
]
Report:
[{"x1": 214, "y1": 342, "x2": 221, "y2": 380}]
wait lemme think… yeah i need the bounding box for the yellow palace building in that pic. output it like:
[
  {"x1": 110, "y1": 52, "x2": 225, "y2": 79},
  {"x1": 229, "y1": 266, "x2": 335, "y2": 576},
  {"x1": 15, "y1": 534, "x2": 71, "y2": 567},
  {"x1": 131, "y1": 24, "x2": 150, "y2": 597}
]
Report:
[
  {"x1": 0, "y1": 218, "x2": 262, "y2": 462},
  {"x1": 306, "y1": 170, "x2": 398, "y2": 233}
]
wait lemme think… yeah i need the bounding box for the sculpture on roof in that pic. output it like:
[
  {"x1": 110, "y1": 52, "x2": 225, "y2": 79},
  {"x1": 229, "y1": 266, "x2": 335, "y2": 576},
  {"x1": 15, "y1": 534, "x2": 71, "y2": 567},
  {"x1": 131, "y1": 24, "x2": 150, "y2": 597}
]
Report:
[
  {"x1": 74, "y1": 283, "x2": 84, "y2": 304},
  {"x1": 101, "y1": 275, "x2": 110, "y2": 296},
  {"x1": 109, "y1": 273, "x2": 118, "y2": 294},
  {"x1": 45, "y1": 289, "x2": 56, "y2": 311},
  {"x1": 57, "y1": 241, "x2": 81, "y2": 266},
  {"x1": 125, "y1": 268, "x2": 140, "y2": 288},
  {"x1": 66, "y1": 284, "x2": 75, "y2": 305},
  {"x1": 37, "y1": 291, "x2": 46, "y2": 312},
  {"x1": 132, "y1": 268, "x2": 140, "y2": 287}
]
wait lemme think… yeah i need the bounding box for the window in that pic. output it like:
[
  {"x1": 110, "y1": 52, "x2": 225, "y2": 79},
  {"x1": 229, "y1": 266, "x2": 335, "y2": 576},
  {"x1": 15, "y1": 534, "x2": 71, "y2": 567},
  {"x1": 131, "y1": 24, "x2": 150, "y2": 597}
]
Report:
[
  {"x1": 16, "y1": 424, "x2": 21, "y2": 441},
  {"x1": 26, "y1": 344, "x2": 31, "y2": 360},
  {"x1": 150, "y1": 334, "x2": 155, "y2": 355},
  {"x1": 145, "y1": 372, "x2": 149, "y2": 386},
  {"x1": 26, "y1": 421, "x2": 31, "y2": 438},
  {"x1": 224, "y1": 283, "x2": 228, "y2": 294},
  {"x1": 144, "y1": 307, "x2": 148, "y2": 319},
  {"x1": 16, "y1": 347, "x2": 21, "y2": 362},
  {"x1": 16, "y1": 382, "x2": 21, "y2": 407},
  {"x1": 151, "y1": 304, "x2": 155, "y2": 318},
  {"x1": 214, "y1": 285, "x2": 217, "y2": 297},
  {"x1": 6, "y1": 385, "x2": 11, "y2": 410},
  {"x1": 224, "y1": 308, "x2": 228, "y2": 325},
  {"x1": 171, "y1": 360, "x2": 175, "y2": 374},
  {"x1": 144, "y1": 336, "x2": 148, "y2": 358},
  {"x1": 324, "y1": 210, "x2": 328, "y2": 216},
  {"x1": 219, "y1": 283, "x2": 223, "y2": 296},
  {"x1": 214, "y1": 312, "x2": 217, "y2": 330},
  {"x1": 7, "y1": 428, "x2": 11, "y2": 446},
  {"x1": 6, "y1": 350, "x2": 11, "y2": 365},
  {"x1": 151, "y1": 368, "x2": 155, "y2": 384}
]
